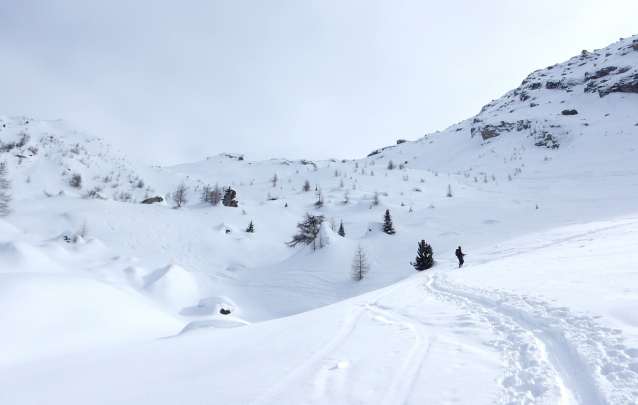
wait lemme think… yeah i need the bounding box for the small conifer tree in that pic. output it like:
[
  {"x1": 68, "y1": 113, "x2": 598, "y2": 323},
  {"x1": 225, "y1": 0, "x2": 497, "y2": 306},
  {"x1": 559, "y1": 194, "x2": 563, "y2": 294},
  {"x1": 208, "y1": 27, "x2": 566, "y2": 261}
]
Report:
[
  {"x1": 382, "y1": 209, "x2": 395, "y2": 234},
  {"x1": 411, "y1": 240, "x2": 433, "y2": 271},
  {"x1": 446, "y1": 184, "x2": 453, "y2": 197},
  {"x1": 338, "y1": 220, "x2": 345, "y2": 237},
  {"x1": 246, "y1": 220, "x2": 255, "y2": 233},
  {"x1": 302, "y1": 179, "x2": 311, "y2": 192}
]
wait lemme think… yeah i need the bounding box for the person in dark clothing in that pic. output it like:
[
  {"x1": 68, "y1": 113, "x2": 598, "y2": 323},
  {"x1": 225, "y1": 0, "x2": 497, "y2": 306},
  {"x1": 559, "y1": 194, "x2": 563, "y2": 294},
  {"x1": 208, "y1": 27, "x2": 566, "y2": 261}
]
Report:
[{"x1": 455, "y1": 246, "x2": 466, "y2": 268}]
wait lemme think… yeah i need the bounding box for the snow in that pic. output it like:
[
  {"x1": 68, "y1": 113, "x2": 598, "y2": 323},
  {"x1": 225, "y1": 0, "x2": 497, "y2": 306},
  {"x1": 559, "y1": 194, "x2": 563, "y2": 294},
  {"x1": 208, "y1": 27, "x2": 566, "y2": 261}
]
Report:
[
  {"x1": 0, "y1": 272, "x2": 183, "y2": 368},
  {"x1": 1, "y1": 34, "x2": 638, "y2": 404}
]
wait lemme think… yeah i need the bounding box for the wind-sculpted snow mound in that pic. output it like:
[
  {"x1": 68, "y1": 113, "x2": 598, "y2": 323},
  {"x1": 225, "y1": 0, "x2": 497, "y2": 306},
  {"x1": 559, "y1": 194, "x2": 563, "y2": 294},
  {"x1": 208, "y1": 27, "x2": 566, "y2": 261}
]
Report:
[
  {"x1": 197, "y1": 295, "x2": 237, "y2": 312},
  {"x1": 141, "y1": 265, "x2": 202, "y2": 310},
  {"x1": 0, "y1": 241, "x2": 66, "y2": 274},
  {"x1": 178, "y1": 316, "x2": 250, "y2": 335},
  {"x1": 0, "y1": 273, "x2": 183, "y2": 367}
]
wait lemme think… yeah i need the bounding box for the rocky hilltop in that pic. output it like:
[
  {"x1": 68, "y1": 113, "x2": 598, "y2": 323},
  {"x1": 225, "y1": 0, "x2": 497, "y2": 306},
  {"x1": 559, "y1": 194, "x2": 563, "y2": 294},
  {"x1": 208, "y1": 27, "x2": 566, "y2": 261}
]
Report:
[{"x1": 468, "y1": 34, "x2": 638, "y2": 149}]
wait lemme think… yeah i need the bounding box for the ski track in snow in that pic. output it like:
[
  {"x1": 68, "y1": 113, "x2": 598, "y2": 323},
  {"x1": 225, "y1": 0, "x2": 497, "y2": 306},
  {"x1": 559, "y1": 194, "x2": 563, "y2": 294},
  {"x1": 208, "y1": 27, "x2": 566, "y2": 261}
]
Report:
[
  {"x1": 423, "y1": 220, "x2": 638, "y2": 405},
  {"x1": 368, "y1": 303, "x2": 432, "y2": 405},
  {"x1": 252, "y1": 285, "x2": 431, "y2": 405},
  {"x1": 425, "y1": 274, "x2": 591, "y2": 404}
]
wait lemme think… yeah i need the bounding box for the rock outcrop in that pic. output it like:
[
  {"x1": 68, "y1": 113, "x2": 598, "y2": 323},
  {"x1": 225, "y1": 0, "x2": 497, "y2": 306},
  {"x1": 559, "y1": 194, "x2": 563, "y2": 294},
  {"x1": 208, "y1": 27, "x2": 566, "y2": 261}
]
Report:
[
  {"x1": 222, "y1": 188, "x2": 238, "y2": 207},
  {"x1": 141, "y1": 196, "x2": 163, "y2": 204}
]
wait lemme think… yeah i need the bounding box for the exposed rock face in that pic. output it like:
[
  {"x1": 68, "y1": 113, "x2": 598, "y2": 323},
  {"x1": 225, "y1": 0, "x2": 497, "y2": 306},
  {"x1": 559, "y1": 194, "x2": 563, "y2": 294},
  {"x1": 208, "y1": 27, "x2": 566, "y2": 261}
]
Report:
[
  {"x1": 561, "y1": 110, "x2": 578, "y2": 115},
  {"x1": 545, "y1": 79, "x2": 579, "y2": 91},
  {"x1": 584, "y1": 66, "x2": 618, "y2": 82},
  {"x1": 533, "y1": 131, "x2": 560, "y2": 149},
  {"x1": 141, "y1": 196, "x2": 163, "y2": 204},
  {"x1": 599, "y1": 74, "x2": 638, "y2": 96},
  {"x1": 222, "y1": 188, "x2": 238, "y2": 207},
  {"x1": 471, "y1": 119, "x2": 531, "y2": 140},
  {"x1": 585, "y1": 68, "x2": 638, "y2": 97}
]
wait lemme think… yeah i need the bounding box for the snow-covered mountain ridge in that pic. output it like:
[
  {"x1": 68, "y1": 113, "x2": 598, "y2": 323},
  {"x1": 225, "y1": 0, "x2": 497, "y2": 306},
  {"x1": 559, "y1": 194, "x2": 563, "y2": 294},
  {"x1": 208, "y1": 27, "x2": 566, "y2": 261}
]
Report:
[
  {"x1": 1, "y1": 34, "x2": 638, "y2": 404},
  {"x1": 469, "y1": 34, "x2": 638, "y2": 148},
  {"x1": 366, "y1": 34, "x2": 638, "y2": 156}
]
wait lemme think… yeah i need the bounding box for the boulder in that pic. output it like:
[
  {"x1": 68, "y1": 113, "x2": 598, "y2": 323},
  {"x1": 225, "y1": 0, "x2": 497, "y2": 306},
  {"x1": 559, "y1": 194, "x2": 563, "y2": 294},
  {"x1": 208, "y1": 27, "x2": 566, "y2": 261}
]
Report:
[{"x1": 141, "y1": 196, "x2": 164, "y2": 204}]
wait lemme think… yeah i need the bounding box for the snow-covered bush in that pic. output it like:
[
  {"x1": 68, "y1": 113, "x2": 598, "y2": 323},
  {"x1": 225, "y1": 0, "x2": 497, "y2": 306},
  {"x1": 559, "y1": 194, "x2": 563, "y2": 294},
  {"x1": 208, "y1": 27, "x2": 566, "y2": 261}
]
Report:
[{"x1": 70, "y1": 173, "x2": 82, "y2": 189}]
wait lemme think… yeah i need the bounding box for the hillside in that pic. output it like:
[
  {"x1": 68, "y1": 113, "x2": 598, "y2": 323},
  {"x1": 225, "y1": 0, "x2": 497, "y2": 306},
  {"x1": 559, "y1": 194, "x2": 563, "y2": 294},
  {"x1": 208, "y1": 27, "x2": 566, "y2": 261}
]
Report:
[{"x1": 1, "y1": 34, "x2": 638, "y2": 404}]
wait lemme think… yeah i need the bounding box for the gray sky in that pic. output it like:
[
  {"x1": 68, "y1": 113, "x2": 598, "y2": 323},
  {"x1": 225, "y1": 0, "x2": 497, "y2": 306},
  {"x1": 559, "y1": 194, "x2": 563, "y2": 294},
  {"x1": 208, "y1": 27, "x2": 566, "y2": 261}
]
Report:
[{"x1": 1, "y1": 1, "x2": 637, "y2": 166}]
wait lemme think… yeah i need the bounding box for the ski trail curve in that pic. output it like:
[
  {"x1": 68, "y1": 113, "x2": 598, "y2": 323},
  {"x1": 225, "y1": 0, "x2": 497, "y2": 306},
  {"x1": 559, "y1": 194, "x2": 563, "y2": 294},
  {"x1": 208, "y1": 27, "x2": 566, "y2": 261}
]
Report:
[
  {"x1": 423, "y1": 274, "x2": 577, "y2": 404},
  {"x1": 424, "y1": 272, "x2": 638, "y2": 405}
]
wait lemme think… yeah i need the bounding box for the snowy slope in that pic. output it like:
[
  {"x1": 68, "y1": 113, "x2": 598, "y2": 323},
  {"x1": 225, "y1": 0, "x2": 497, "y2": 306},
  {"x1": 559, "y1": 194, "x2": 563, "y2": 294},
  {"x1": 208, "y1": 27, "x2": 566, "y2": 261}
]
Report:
[{"x1": 1, "y1": 34, "x2": 638, "y2": 404}]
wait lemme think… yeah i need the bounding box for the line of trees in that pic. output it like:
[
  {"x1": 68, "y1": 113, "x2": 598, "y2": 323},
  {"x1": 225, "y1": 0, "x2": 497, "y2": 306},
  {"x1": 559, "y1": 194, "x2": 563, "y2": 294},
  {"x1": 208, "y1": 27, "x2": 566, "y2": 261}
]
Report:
[
  {"x1": 283, "y1": 208, "x2": 433, "y2": 282},
  {"x1": 200, "y1": 183, "x2": 222, "y2": 205}
]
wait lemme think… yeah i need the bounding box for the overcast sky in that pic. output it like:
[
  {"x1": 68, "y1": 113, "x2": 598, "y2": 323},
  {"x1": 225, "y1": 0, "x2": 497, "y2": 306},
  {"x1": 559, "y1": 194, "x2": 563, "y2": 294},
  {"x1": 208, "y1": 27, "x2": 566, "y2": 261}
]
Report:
[{"x1": 1, "y1": 1, "x2": 637, "y2": 166}]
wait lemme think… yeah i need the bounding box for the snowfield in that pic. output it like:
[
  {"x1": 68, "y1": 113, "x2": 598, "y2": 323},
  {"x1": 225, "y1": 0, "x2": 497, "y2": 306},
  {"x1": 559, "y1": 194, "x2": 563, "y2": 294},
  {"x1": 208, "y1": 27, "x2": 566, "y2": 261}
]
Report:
[{"x1": 1, "y1": 35, "x2": 638, "y2": 404}]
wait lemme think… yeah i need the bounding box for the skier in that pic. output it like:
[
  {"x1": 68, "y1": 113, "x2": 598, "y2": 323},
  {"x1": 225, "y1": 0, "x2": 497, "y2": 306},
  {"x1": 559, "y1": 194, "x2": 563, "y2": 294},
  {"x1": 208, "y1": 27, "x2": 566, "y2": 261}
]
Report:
[{"x1": 455, "y1": 246, "x2": 466, "y2": 268}]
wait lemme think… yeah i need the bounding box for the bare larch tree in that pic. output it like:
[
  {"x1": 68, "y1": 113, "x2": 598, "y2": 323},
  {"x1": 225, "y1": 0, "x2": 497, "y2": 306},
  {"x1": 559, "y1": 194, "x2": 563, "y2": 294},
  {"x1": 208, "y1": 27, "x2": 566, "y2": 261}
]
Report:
[
  {"x1": 172, "y1": 181, "x2": 189, "y2": 208},
  {"x1": 350, "y1": 243, "x2": 370, "y2": 281}
]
